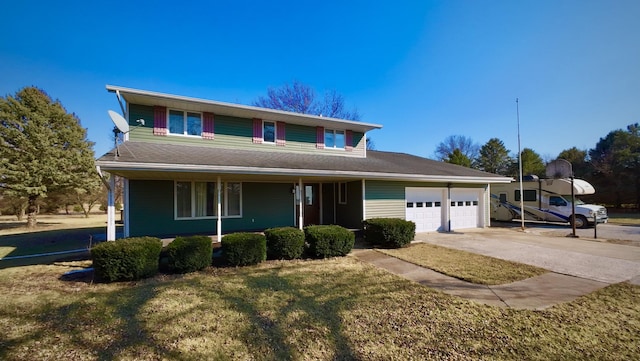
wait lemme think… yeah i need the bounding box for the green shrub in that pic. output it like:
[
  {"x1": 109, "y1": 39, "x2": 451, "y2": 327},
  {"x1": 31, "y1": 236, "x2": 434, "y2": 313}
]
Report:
[
  {"x1": 304, "y1": 225, "x2": 355, "y2": 258},
  {"x1": 221, "y1": 233, "x2": 266, "y2": 266},
  {"x1": 363, "y1": 218, "x2": 416, "y2": 248},
  {"x1": 165, "y1": 235, "x2": 213, "y2": 273},
  {"x1": 264, "y1": 227, "x2": 305, "y2": 260},
  {"x1": 91, "y1": 237, "x2": 162, "y2": 282}
]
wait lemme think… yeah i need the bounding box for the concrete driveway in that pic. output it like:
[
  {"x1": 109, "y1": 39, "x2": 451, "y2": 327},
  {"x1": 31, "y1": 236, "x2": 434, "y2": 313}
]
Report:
[{"x1": 415, "y1": 226, "x2": 640, "y2": 285}]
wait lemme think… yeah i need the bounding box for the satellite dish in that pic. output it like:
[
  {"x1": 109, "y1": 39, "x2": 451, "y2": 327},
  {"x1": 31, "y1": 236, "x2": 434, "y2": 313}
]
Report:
[
  {"x1": 108, "y1": 110, "x2": 130, "y2": 133},
  {"x1": 546, "y1": 159, "x2": 573, "y2": 179}
]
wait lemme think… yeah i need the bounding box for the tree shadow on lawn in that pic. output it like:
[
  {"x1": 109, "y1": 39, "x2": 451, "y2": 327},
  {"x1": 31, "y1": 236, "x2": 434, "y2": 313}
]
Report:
[
  {"x1": 0, "y1": 276, "x2": 187, "y2": 361},
  {"x1": 213, "y1": 264, "x2": 363, "y2": 360}
]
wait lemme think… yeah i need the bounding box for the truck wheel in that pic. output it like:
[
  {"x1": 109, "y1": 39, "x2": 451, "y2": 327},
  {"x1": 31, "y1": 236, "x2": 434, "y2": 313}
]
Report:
[{"x1": 572, "y1": 215, "x2": 588, "y2": 229}]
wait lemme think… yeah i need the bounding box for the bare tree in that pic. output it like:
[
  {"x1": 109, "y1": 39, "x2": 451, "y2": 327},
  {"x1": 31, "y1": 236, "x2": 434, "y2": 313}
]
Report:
[
  {"x1": 253, "y1": 80, "x2": 361, "y2": 121},
  {"x1": 434, "y1": 135, "x2": 480, "y2": 162}
]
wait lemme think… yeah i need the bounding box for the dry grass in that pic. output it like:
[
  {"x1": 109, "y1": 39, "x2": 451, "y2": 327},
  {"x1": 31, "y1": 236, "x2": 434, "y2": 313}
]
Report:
[
  {"x1": 0, "y1": 213, "x2": 112, "y2": 236},
  {"x1": 377, "y1": 243, "x2": 548, "y2": 285},
  {"x1": 608, "y1": 212, "x2": 640, "y2": 226},
  {"x1": 0, "y1": 258, "x2": 638, "y2": 360}
]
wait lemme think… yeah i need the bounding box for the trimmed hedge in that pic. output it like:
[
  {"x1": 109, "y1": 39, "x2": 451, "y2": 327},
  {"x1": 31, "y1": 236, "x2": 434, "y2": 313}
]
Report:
[
  {"x1": 165, "y1": 235, "x2": 213, "y2": 273},
  {"x1": 264, "y1": 227, "x2": 305, "y2": 260},
  {"x1": 363, "y1": 218, "x2": 416, "y2": 248},
  {"x1": 304, "y1": 225, "x2": 355, "y2": 258},
  {"x1": 222, "y1": 233, "x2": 266, "y2": 266},
  {"x1": 91, "y1": 237, "x2": 162, "y2": 282}
]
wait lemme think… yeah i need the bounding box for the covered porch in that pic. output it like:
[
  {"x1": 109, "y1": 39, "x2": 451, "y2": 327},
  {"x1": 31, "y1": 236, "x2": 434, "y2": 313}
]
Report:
[{"x1": 100, "y1": 169, "x2": 366, "y2": 241}]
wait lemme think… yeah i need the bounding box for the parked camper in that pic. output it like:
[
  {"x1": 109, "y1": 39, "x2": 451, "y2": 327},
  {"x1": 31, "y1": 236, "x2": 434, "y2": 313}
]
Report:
[{"x1": 490, "y1": 175, "x2": 608, "y2": 228}]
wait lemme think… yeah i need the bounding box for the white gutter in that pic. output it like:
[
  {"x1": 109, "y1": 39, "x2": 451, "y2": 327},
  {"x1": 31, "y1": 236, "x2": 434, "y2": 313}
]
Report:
[{"x1": 96, "y1": 161, "x2": 513, "y2": 184}]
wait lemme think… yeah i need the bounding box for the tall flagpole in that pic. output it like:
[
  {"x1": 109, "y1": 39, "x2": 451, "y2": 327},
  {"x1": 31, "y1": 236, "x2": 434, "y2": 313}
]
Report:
[{"x1": 516, "y1": 98, "x2": 525, "y2": 231}]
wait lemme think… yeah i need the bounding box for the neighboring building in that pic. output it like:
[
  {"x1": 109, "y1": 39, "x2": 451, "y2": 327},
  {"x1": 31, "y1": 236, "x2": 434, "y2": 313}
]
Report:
[{"x1": 96, "y1": 85, "x2": 512, "y2": 240}]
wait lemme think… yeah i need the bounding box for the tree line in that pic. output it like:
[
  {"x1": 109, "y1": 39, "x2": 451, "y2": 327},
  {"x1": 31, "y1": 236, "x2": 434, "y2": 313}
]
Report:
[{"x1": 435, "y1": 126, "x2": 640, "y2": 209}]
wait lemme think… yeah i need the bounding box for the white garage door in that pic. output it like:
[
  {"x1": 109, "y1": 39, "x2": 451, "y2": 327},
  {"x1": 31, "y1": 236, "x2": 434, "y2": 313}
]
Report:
[
  {"x1": 450, "y1": 189, "x2": 481, "y2": 230},
  {"x1": 406, "y1": 188, "x2": 444, "y2": 232}
]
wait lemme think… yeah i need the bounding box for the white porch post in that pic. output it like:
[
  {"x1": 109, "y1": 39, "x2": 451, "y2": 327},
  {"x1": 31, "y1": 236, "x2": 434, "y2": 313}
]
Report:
[
  {"x1": 361, "y1": 179, "x2": 366, "y2": 221},
  {"x1": 217, "y1": 176, "x2": 222, "y2": 241},
  {"x1": 107, "y1": 175, "x2": 116, "y2": 241},
  {"x1": 298, "y1": 178, "x2": 303, "y2": 230}
]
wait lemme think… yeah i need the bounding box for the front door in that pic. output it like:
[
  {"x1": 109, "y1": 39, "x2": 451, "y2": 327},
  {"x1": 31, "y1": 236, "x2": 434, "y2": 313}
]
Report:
[{"x1": 303, "y1": 184, "x2": 320, "y2": 225}]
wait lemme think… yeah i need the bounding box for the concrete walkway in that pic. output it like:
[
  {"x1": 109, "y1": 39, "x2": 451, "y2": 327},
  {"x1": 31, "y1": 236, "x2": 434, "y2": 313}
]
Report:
[{"x1": 350, "y1": 248, "x2": 609, "y2": 310}]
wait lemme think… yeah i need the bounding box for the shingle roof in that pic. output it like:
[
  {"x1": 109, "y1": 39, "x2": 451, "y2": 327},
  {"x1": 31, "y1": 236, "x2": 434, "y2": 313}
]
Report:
[{"x1": 96, "y1": 141, "x2": 512, "y2": 183}]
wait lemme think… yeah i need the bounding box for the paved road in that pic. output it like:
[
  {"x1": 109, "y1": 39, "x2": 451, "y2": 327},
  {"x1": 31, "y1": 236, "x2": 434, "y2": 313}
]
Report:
[
  {"x1": 492, "y1": 221, "x2": 640, "y2": 245},
  {"x1": 415, "y1": 227, "x2": 640, "y2": 284}
]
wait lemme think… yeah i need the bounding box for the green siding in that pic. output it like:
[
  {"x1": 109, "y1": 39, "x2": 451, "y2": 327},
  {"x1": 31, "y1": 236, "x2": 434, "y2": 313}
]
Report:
[
  {"x1": 364, "y1": 181, "x2": 486, "y2": 220},
  {"x1": 128, "y1": 104, "x2": 154, "y2": 128},
  {"x1": 336, "y1": 181, "x2": 363, "y2": 228},
  {"x1": 128, "y1": 180, "x2": 294, "y2": 237},
  {"x1": 126, "y1": 104, "x2": 367, "y2": 157}
]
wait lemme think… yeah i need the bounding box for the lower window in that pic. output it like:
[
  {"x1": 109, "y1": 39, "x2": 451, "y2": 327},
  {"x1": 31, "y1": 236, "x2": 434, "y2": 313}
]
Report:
[{"x1": 175, "y1": 181, "x2": 241, "y2": 219}]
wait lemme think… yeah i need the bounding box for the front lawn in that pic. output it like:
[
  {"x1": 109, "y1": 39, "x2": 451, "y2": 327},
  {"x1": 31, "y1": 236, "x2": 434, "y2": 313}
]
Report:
[
  {"x1": 0, "y1": 258, "x2": 638, "y2": 360},
  {"x1": 378, "y1": 243, "x2": 548, "y2": 285}
]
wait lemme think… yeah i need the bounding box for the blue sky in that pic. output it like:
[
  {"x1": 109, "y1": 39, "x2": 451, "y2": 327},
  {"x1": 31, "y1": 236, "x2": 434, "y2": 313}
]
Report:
[{"x1": 2, "y1": 0, "x2": 639, "y2": 160}]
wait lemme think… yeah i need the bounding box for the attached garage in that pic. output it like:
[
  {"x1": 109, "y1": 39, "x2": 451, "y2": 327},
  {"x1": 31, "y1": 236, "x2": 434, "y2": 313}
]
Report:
[
  {"x1": 405, "y1": 187, "x2": 483, "y2": 232},
  {"x1": 406, "y1": 188, "x2": 445, "y2": 232},
  {"x1": 450, "y1": 188, "x2": 481, "y2": 230}
]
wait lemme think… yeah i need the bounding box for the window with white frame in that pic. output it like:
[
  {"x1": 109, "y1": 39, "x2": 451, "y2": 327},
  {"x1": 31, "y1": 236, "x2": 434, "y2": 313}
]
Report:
[
  {"x1": 168, "y1": 110, "x2": 202, "y2": 136},
  {"x1": 324, "y1": 129, "x2": 345, "y2": 149},
  {"x1": 338, "y1": 182, "x2": 347, "y2": 204},
  {"x1": 263, "y1": 121, "x2": 276, "y2": 143},
  {"x1": 175, "y1": 181, "x2": 241, "y2": 219}
]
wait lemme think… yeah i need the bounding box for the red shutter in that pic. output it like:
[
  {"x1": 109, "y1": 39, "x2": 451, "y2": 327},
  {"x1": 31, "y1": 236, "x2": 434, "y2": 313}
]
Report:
[
  {"x1": 253, "y1": 118, "x2": 263, "y2": 143},
  {"x1": 202, "y1": 112, "x2": 215, "y2": 140},
  {"x1": 345, "y1": 130, "x2": 353, "y2": 152},
  {"x1": 153, "y1": 106, "x2": 167, "y2": 135},
  {"x1": 316, "y1": 126, "x2": 325, "y2": 149},
  {"x1": 276, "y1": 121, "x2": 286, "y2": 146}
]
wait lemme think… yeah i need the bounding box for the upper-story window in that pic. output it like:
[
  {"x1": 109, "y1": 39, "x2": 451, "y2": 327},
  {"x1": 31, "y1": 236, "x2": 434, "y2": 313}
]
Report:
[
  {"x1": 324, "y1": 129, "x2": 345, "y2": 149},
  {"x1": 169, "y1": 110, "x2": 202, "y2": 136},
  {"x1": 263, "y1": 121, "x2": 276, "y2": 143}
]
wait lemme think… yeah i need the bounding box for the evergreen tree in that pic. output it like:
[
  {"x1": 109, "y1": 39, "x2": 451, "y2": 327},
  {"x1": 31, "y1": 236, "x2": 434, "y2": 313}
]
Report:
[
  {"x1": 445, "y1": 148, "x2": 472, "y2": 167},
  {"x1": 557, "y1": 147, "x2": 590, "y2": 178},
  {"x1": 0, "y1": 87, "x2": 97, "y2": 227},
  {"x1": 589, "y1": 123, "x2": 640, "y2": 208},
  {"x1": 477, "y1": 138, "x2": 511, "y2": 174},
  {"x1": 509, "y1": 148, "x2": 545, "y2": 178}
]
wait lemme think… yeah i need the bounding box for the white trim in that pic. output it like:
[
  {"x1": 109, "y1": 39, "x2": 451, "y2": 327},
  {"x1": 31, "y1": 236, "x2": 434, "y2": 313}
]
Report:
[
  {"x1": 107, "y1": 175, "x2": 116, "y2": 241},
  {"x1": 97, "y1": 161, "x2": 513, "y2": 184},
  {"x1": 324, "y1": 129, "x2": 346, "y2": 150},
  {"x1": 338, "y1": 182, "x2": 347, "y2": 204},
  {"x1": 262, "y1": 120, "x2": 276, "y2": 144},
  {"x1": 298, "y1": 178, "x2": 303, "y2": 230},
  {"x1": 167, "y1": 109, "x2": 203, "y2": 137},
  {"x1": 217, "y1": 177, "x2": 222, "y2": 240},
  {"x1": 174, "y1": 180, "x2": 242, "y2": 220}
]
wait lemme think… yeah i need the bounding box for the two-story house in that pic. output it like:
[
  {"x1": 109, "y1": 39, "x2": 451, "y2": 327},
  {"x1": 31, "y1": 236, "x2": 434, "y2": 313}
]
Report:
[{"x1": 96, "y1": 85, "x2": 512, "y2": 241}]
